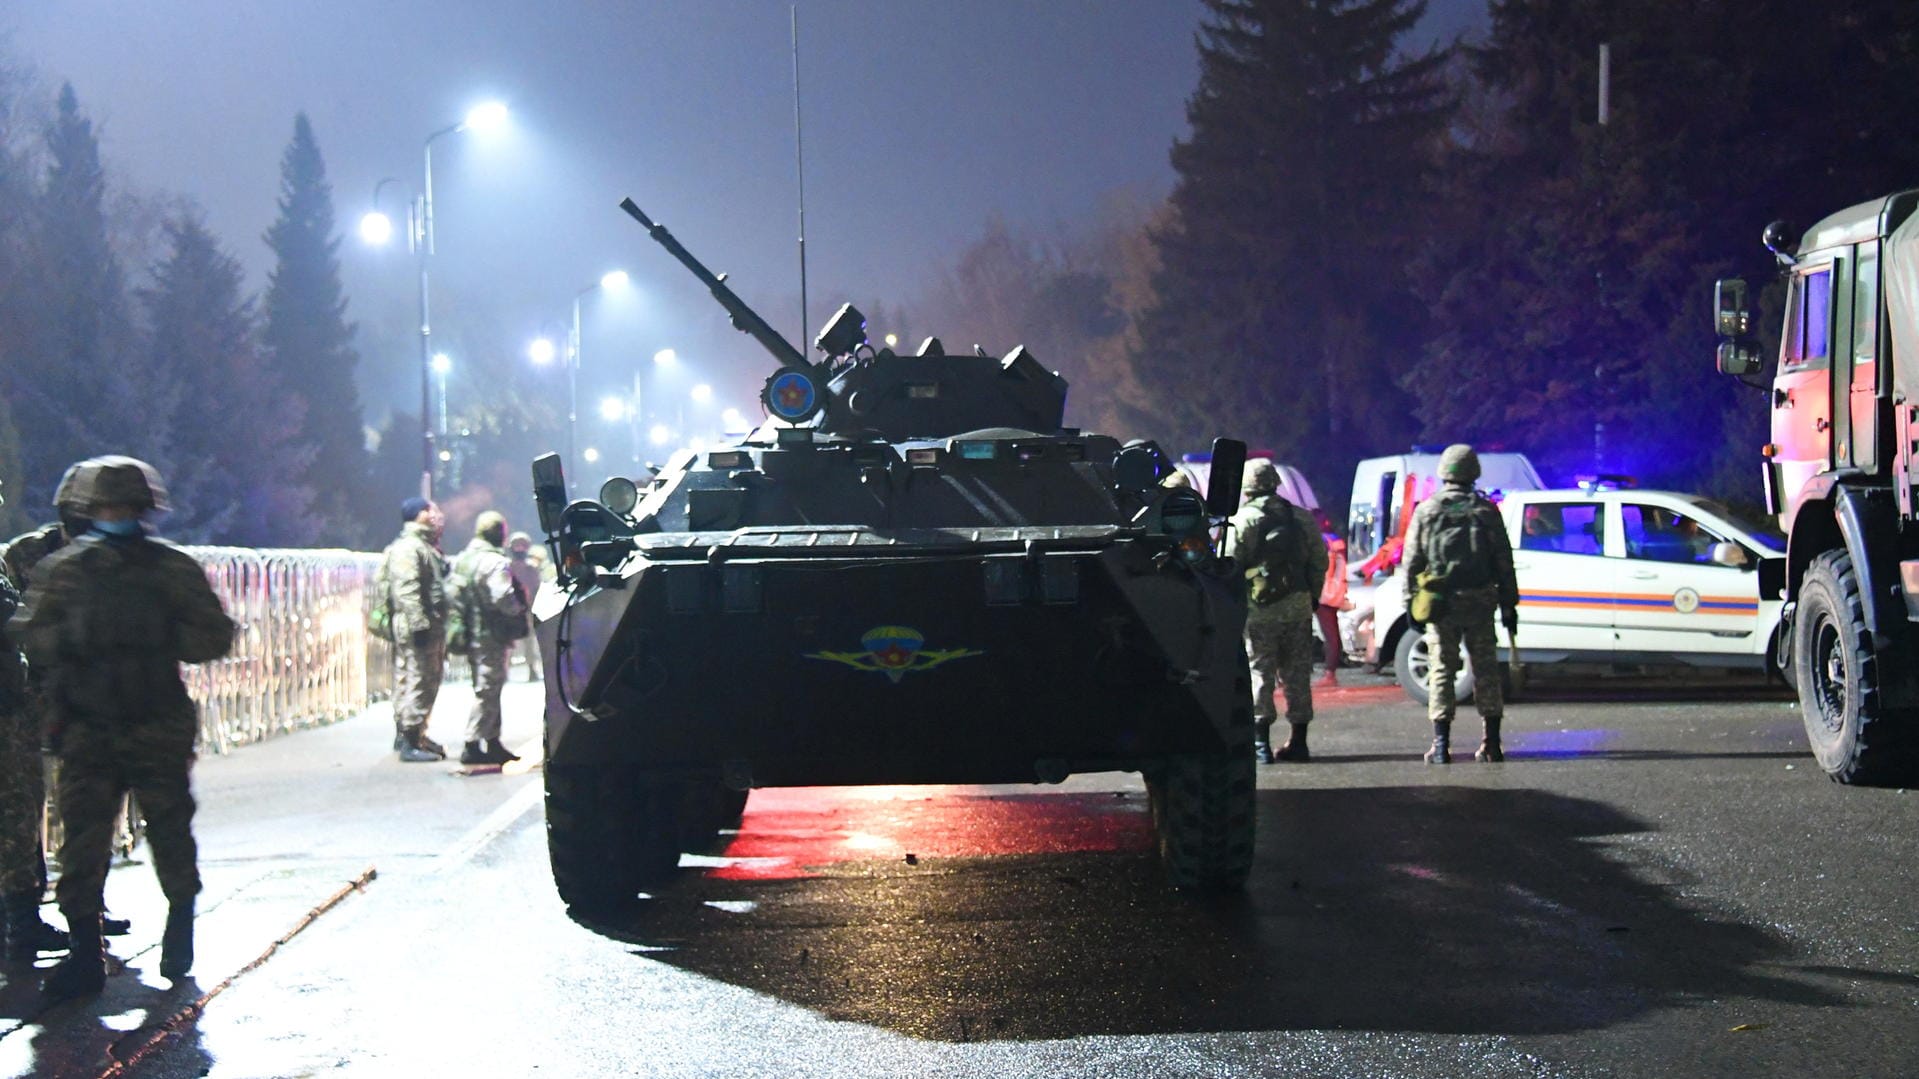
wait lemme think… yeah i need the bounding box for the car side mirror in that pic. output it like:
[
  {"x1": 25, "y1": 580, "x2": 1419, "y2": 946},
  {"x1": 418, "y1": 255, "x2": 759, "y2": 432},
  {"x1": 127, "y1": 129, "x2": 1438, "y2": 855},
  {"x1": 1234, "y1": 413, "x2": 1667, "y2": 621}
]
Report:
[
  {"x1": 1713, "y1": 278, "x2": 1750, "y2": 337},
  {"x1": 1710, "y1": 541, "x2": 1749, "y2": 569}
]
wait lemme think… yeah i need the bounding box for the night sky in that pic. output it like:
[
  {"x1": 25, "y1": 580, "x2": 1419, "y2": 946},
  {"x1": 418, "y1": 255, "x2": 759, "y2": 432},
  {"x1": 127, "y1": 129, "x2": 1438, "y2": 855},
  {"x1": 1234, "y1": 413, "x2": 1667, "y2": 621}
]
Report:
[{"x1": 6, "y1": 1, "x2": 1486, "y2": 429}]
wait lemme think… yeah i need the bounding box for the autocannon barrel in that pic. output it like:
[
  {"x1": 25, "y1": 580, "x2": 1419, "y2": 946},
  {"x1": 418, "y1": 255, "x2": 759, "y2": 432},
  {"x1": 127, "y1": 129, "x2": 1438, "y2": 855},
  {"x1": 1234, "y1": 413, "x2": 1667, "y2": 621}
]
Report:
[{"x1": 618, "y1": 198, "x2": 812, "y2": 373}]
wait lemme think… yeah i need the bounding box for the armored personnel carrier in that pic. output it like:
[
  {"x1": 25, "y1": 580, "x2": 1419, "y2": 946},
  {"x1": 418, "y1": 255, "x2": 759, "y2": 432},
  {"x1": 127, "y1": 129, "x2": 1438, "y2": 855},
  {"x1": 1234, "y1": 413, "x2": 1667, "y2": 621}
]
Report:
[{"x1": 531, "y1": 200, "x2": 1255, "y2": 912}]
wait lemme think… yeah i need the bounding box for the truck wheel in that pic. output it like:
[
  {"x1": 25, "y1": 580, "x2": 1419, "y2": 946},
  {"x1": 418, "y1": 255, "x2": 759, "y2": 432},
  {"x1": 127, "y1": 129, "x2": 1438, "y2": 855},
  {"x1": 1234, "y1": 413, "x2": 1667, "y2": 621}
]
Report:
[
  {"x1": 546, "y1": 764, "x2": 681, "y2": 915},
  {"x1": 1147, "y1": 750, "x2": 1255, "y2": 891},
  {"x1": 1794, "y1": 551, "x2": 1917, "y2": 785},
  {"x1": 1393, "y1": 626, "x2": 1475, "y2": 706}
]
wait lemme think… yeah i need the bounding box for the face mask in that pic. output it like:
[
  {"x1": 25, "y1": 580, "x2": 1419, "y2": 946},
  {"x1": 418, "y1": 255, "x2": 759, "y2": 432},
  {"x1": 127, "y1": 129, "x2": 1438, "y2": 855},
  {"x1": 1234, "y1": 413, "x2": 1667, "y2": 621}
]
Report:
[{"x1": 93, "y1": 518, "x2": 142, "y2": 537}]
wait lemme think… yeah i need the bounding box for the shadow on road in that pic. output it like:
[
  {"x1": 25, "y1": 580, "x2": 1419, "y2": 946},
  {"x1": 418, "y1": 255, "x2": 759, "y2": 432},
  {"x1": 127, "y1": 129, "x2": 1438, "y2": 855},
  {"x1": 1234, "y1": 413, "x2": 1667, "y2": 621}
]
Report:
[{"x1": 574, "y1": 785, "x2": 1852, "y2": 1042}]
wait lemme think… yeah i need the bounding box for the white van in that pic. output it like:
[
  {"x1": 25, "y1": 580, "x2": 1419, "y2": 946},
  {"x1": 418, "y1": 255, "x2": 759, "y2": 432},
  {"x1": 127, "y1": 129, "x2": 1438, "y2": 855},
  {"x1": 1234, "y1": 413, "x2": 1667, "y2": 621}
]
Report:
[
  {"x1": 1177, "y1": 452, "x2": 1320, "y2": 510},
  {"x1": 1347, "y1": 450, "x2": 1544, "y2": 570}
]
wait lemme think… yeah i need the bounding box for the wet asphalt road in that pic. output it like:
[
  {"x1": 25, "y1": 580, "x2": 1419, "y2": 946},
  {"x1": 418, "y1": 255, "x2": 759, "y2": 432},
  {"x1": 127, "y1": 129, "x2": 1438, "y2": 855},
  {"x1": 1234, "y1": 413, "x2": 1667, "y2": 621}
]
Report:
[{"x1": 1, "y1": 667, "x2": 1915, "y2": 1078}]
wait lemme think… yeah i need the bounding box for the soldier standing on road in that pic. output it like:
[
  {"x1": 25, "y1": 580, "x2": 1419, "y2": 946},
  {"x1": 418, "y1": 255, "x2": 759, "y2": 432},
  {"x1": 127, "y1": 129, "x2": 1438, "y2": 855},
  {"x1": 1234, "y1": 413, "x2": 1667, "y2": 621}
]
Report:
[
  {"x1": 449, "y1": 512, "x2": 528, "y2": 766},
  {"x1": 1403, "y1": 444, "x2": 1519, "y2": 764},
  {"x1": 379, "y1": 498, "x2": 450, "y2": 763},
  {"x1": 8, "y1": 457, "x2": 235, "y2": 999},
  {"x1": 504, "y1": 532, "x2": 543, "y2": 682},
  {"x1": 1229, "y1": 460, "x2": 1329, "y2": 764},
  {"x1": 0, "y1": 480, "x2": 71, "y2": 962},
  {"x1": 1, "y1": 464, "x2": 138, "y2": 955}
]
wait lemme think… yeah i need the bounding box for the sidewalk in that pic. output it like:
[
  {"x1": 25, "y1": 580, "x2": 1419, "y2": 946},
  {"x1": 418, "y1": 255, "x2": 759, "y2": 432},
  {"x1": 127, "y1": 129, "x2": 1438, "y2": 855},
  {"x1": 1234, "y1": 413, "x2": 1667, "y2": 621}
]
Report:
[{"x1": 0, "y1": 675, "x2": 548, "y2": 1078}]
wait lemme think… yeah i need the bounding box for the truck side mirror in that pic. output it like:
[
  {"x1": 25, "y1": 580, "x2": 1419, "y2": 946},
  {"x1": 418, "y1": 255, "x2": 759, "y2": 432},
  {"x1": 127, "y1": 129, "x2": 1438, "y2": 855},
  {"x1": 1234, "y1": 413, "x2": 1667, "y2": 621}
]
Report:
[
  {"x1": 1714, "y1": 278, "x2": 1750, "y2": 337},
  {"x1": 1205, "y1": 438, "x2": 1247, "y2": 517},
  {"x1": 1710, "y1": 541, "x2": 1750, "y2": 569},
  {"x1": 1716, "y1": 340, "x2": 1761, "y2": 377}
]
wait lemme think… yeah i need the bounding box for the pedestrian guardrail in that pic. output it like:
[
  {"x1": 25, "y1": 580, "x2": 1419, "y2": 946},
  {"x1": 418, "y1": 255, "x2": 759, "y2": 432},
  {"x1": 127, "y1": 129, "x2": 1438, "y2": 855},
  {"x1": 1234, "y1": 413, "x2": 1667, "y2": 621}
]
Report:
[{"x1": 179, "y1": 547, "x2": 391, "y2": 755}]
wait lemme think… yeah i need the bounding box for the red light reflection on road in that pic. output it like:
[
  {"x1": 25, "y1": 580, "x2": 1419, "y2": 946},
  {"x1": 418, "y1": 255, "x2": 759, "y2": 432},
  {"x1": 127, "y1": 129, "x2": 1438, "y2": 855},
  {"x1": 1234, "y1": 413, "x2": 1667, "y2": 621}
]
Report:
[{"x1": 707, "y1": 786, "x2": 1153, "y2": 881}]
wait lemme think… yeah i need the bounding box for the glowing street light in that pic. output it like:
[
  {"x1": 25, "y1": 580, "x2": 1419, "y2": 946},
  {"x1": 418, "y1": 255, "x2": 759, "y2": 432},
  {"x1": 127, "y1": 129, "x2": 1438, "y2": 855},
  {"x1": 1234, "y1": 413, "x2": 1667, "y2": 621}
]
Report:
[
  {"x1": 649, "y1": 424, "x2": 673, "y2": 446},
  {"x1": 599, "y1": 395, "x2": 628, "y2": 422},
  {"x1": 528, "y1": 337, "x2": 557, "y2": 366},
  {"x1": 358, "y1": 210, "x2": 394, "y2": 246},
  {"x1": 689, "y1": 383, "x2": 713, "y2": 404},
  {"x1": 721, "y1": 407, "x2": 748, "y2": 431},
  {"x1": 363, "y1": 101, "x2": 513, "y2": 497},
  {"x1": 430, "y1": 352, "x2": 453, "y2": 375},
  {"x1": 582, "y1": 447, "x2": 601, "y2": 464},
  {"x1": 653, "y1": 348, "x2": 677, "y2": 367},
  {"x1": 462, "y1": 101, "x2": 510, "y2": 135},
  {"x1": 565, "y1": 270, "x2": 632, "y2": 487}
]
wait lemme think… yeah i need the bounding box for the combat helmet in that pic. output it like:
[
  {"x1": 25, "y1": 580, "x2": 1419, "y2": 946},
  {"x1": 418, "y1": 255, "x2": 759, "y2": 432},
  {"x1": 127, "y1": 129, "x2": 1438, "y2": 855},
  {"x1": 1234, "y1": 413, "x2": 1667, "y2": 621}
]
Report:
[
  {"x1": 63, "y1": 455, "x2": 170, "y2": 513},
  {"x1": 1437, "y1": 443, "x2": 1481, "y2": 484},
  {"x1": 1241, "y1": 458, "x2": 1280, "y2": 496}
]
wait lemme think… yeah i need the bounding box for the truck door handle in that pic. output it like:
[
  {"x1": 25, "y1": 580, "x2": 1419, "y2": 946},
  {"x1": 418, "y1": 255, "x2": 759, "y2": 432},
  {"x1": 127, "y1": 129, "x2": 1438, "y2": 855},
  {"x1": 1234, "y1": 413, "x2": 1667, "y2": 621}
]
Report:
[
  {"x1": 1629, "y1": 570, "x2": 1657, "y2": 580},
  {"x1": 1513, "y1": 561, "x2": 1531, "y2": 570}
]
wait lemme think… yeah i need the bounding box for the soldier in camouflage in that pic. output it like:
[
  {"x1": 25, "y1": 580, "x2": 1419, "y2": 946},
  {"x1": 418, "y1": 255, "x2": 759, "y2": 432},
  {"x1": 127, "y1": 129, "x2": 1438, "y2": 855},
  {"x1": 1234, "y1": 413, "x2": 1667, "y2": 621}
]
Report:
[
  {"x1": 1403, "y1": 444, "x2": 1519, "y2": 764},
  {"x1": 380, "y1": 497, "x2": 450, "y2": 763},
  {"x1": 1229, "y1": 460, "x2": 1329, "y2": 764},
  {"x1": 0, "y1": 478, "x2": 72, "y2": 962},
  {"x1": 8, "y1": 457, "x2": 235, "y2": 999},
  {"x1": 449, "y1": 511, "x2": 528, "y2": 766}
]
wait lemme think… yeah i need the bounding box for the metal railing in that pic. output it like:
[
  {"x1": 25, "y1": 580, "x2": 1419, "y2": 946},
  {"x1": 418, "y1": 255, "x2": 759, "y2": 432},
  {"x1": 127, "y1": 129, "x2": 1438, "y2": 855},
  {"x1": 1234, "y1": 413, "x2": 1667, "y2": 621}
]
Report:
[{"x1": 179, "y1": 547, "x2": 392, "y2": 755}]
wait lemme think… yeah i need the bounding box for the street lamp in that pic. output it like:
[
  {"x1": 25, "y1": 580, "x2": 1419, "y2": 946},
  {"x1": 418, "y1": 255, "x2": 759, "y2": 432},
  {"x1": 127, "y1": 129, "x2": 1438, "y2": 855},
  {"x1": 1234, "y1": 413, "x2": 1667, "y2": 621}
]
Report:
[
  {"x1": 363, "y1": 101, "x2": 510, "y2": 498},
  {"x1": 431, "y1": 352, "x2": 453, "y2": 436},
  {"x1": 566, "y1": 269, "x2": 631, "y2": 487},
  {"x1": 527, "y1": 336, "x2": 557, "y2": 366}
]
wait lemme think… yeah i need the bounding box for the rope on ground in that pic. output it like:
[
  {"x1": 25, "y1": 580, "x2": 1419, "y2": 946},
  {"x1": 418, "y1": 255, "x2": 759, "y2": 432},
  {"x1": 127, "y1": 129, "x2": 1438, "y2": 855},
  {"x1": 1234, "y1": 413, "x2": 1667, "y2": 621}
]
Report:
[{"x1": 91, "y1": 864, "x2": 379, "y2": 1079}]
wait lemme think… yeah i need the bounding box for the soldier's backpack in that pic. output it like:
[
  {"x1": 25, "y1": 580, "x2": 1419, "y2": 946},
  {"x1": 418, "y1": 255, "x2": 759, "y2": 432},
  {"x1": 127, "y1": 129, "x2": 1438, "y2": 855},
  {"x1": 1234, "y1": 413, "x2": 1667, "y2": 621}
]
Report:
[
  {"x1": 1421, "y1": 492, "x2": 1498, "y2": 592},
  {"x1": 1244, "y1": 496, "x2": 1308, "y2": 606},
  {"x1": 367, "y1": 554, "x2": 395, "y2": 642},
  {"x1": 448, "y1": 549, "x2": 528, "y2": 652}
]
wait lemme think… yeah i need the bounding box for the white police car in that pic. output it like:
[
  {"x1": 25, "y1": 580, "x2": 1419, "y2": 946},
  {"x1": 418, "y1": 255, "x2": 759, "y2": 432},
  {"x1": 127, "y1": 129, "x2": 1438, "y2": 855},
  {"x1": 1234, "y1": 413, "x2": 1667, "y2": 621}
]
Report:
[{"x1": 1367, "y1": 488, "x2": 1787, "y2": 703}]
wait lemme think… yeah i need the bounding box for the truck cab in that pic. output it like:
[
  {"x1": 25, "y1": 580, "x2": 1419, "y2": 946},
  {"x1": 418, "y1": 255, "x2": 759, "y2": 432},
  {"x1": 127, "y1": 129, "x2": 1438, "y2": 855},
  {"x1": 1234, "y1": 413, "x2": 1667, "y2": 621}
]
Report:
[{"x1": 1715, "y1": 190, "x2": 1919, "y2": 784}]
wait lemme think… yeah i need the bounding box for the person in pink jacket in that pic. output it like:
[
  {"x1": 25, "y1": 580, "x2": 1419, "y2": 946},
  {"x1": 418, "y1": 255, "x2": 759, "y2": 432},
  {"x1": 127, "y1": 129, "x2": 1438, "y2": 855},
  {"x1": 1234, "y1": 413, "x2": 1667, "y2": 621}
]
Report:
[{"x1": 1313, "y1": 510, "x2": 1349, "y2": 687}]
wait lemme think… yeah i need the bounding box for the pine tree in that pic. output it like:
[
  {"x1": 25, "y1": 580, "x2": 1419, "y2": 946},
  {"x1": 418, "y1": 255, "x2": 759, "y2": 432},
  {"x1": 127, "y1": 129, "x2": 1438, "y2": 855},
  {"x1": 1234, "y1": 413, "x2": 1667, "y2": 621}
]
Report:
[
  {"x1": 140, "y1": 214, "x2": 318, "y2": 546},
  {"x1": 0, "y1": 73, "x2": 35, "y2": 536},
  {"x1": 15, "y1": 84, "x2": 133, "y2": 513},
  {"x1": 262, "y1": 113, "x2": 366, "y2": 545},
  {"x1": 1127, "y1": 0, "x2": 1451, "y2": 496}
]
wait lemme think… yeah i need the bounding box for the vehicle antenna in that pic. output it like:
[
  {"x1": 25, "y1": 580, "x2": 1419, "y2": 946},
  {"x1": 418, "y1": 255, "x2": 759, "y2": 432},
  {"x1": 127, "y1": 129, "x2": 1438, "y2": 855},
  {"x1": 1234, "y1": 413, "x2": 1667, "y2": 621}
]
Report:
[{"x1": 792, "y1": 5, "x2": 810, "y2": 349}]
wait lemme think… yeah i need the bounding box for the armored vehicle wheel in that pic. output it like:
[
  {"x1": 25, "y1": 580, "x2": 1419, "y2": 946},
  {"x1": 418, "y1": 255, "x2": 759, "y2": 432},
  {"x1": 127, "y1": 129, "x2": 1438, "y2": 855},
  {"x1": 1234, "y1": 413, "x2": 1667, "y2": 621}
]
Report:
[
  {"x1": 1394, "y1": 626, "x2": 1476, "y2": 706},
  {"x1": 546, "y1": 764, "x2": 682, "y2": 914},
  {"x1": 1147, "y1": 750, "x2": 1255, "y2": 891},
  {"x1": 678, "y1": 783, "x2": 750, "y2": 853},
  {"x1": 1794, "y1": 551, "x2": 1918, "y2": 785}
]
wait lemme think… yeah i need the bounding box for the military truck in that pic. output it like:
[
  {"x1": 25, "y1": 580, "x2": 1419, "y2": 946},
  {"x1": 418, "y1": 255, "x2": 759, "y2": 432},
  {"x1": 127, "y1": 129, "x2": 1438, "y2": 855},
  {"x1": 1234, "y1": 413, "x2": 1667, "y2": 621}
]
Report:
[
  {"x1": 530, "y1": 200, "x2": 1257, "y2": 912},
  {"x1": 1714, "y1": 190, "x2": 1919, "y2": 784}
]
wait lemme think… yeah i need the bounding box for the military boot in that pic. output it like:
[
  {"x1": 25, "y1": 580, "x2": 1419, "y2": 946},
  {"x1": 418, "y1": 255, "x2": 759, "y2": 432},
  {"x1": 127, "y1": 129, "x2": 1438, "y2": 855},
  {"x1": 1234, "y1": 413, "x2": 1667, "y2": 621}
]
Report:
[
  {"x1": 1475, "y1": 717, "x2": 1505, "y2": 762},
  {"x1": 1274, "y1": 722, "x2": 1311, "y2": 762},
  {"x1": 398, "y1": 727, "x2": 445, "y2": 763},
  {"x1": 486, "y1": 739, "x2": 521, "y2": 765},
  {"x1": 1252, "y1": 722, "x2": 1276, "y2": 765},
  {"x1": 392, "y1": 718, "x2": 406, "y2": 752},
  {"x1": 1423, "y1": 721, "x2": 1452, "y2": 765},
  {"x1": 42, "y1": 915, "x2": 104, "y2": 1001},
  {"x1": 2, "y1": 892, "x2": 68, "y2": 961},
  {"x1": 160, "y1": 904, "x2": 193, "y2": 979}
]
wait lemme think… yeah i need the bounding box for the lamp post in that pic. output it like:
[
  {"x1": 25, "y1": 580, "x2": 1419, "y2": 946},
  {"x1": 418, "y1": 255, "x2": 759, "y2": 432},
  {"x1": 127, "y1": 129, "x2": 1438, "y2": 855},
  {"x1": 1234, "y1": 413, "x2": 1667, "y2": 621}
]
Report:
[
  {"x1": 362, "y1": 101, "x2": 508, "y2": 499},
  {"x1": 566, "y1": 269, "x2": 630, "y2": 488}
]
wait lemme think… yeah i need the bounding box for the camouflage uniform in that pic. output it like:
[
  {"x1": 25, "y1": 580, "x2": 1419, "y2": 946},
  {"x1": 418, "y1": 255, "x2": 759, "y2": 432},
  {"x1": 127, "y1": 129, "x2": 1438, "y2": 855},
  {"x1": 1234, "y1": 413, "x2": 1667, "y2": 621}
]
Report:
[
  {"x1": 505, "y1": 534, "x2": 543, "y2": 682},
  {"x1": 1403, "y1": 444, "x2": 1519, "y2": 763},
  {"x1": 450, "y1": 513, "x2": 528, "y2": 763},
  {"x1": 9, "y1": 494, "x2": 234, "y2": 996},
  {"x1": 0, "y1": 521, "x2": 73, "y2": 956},
  {"x1": 0, "y1": 563, "x2": 37, "y2": 898},
  {"x1": 1229, "y1": 464, "x2": 1329, "y2": 763},
  {"x1": 380, "y1": 519, "x2": 449, "y2": 757}
]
